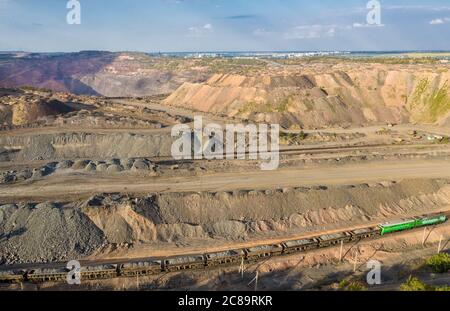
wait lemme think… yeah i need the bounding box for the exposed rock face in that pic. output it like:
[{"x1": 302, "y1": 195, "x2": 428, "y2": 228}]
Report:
[
  {"x1": 2, "y1": 53, "x2": 449, "y2": 129},
  {"x1": 164, "y1": 65, "x2": 450, "y2": 129},
  {"x1": 0, "y1": 90, "x2": 76, "y2": 126},
  {"x1": 0, "y1": 52, "x2": 209, "y2": 97},
  {"x1": 10, "y1": 98, "x2": 75, "y2": 126}
]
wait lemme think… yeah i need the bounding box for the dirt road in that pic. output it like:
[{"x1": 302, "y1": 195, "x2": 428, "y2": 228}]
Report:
[{"x1": 2, "y1": 159, "x2": 450, "y2": 202}]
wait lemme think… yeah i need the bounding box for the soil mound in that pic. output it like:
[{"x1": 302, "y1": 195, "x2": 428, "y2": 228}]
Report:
[
  {"x1": 0, "y1": 91, "x2": 76, "y2": 126},
  {"x1": 0, "y1": 203, "x2": 106, "y2": 264},
  {"x1": 1, "y1": 179, "x2": 449, "y2": 264},
  {"x1": 164, "y1": 65, "x2": 450, "y2": 129}
]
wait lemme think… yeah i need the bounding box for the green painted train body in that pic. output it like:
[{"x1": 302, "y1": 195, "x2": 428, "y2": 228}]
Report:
[
  {"x1": 380, "y1": 214, "x2": 447, "y2": 235},
  {"x1": 415, "y1": 215, "x2": 447, "y2": 227},
  {"x1": 380, "y1": 220, "x2": 416, "y2": 235}
]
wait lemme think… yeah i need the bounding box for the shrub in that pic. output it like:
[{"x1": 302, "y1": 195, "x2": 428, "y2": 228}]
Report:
[
  {"x1": 20, "y1": 85, "x2": 53, "y2": 93},
  {"x1": 438, "y1": 137, "x2": 450, "y2": 144},
  {"x1": 400, "y1": 276, "x2": 431, "y2": 291},
  {"x1": 426, "y1": 253, "x2": 450, "y2": 273},
  {"x1": 401, "y1": 276, "x2": 450, "y2": 291},
  {"x1": 338, "y1": 280, "x2": 367, "y2": 291},
  {"x1": 280, "y1": 131, "x2": 308, "y2": 145}
]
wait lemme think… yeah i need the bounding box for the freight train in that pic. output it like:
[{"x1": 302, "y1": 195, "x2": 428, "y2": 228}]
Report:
[{"x1": 0, "y1": 213, "x2": 447, "y2": 284}]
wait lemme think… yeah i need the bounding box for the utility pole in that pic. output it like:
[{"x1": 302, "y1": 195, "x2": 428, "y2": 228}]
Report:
[
  {"x1": 339, "y1": 240, "x2": 344, "y2": 262},
  {"x1": 437, "y1": 235, "x2": 443, "y2": 254},
  {"x1": 239, "y1": 257, "x2": 245, "y2": 279},
  {"x1": 247, "y1": 271, "x2": 259, "y2": 291},
  {"x1": 353, "y1": 250, "x2": 359, "y2": 273},
  {"x1": 422, "y1": 227, "x2": 427, "y2": 247}
]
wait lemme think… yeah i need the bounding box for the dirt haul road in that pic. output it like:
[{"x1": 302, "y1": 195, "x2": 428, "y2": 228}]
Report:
[{"x1": 2, "y1": 159, "x2": 450, "y2": 202}]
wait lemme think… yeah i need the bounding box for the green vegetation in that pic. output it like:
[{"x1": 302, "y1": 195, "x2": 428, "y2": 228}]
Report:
[
  {"x1": 348, "y1": 57, "x2": 439, "y2": 65},
  {"x1": 438, "y1": 137, "x2": 450, "y2": 144},
  {"x1": 277, "y1": 56, "x2": 440, "y2": 66},
  {"x1": 429, "y1": 81, "x2": 450, "y2": 121},
  {"x1": 411, "y1": 78, "x2": 450, "y2": 122},
  {"x1": 426, "y1": 253, "x2": 450, "y2": 273},
  {"x1": 156, "y1": 59, "x2": 182, "y2": 71},
  {"x1": 199, "y1": 58, "x2": 267, "y2": 75},
  {"x1": 238, "y1": 96, "x2": 296, "y2": 114},
  {"x1": 134, "y1": 56, "x2": 268, "y2": 74},
  {"x1": 20, "y1": 85, "x2": 53, "y2": 93},
  {"x1": 400, "y1": 276, "x2": 431, "y2": 291},
  {"x1": 412, "y1": 78, "x2": 429, "y2": 105},
  {"x1": 276, "y1": 95, "x2": 295, "y2": 113},
  {"x1": 435, "y1": 286, "x2": 450, "y2": 291},
  {"x1": 238, "y1": 101, "x2": 275, "y2": 114},
  {"x1": 400, "y1": 276, "x2": 450, "y2": 291},
  {"x1": 280, "y1": 131, "x2": 308, "y2": 145},
  {"x1": 405, "y1": 52, "x2": 450, "y2": 58},
  {"x1": 338, "y1": 280, "x2": 368, "y2": 291}
]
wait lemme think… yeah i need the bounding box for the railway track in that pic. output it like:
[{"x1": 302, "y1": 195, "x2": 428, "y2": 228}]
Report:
[
  {"x1": 152, "y1": 142, "x2": 450, "y2": 165},
  {"x1": 0, "y1": 211, "x2": 448, "y2": 284},
  {"x1": 1, "y1": 141, "x2": 448, "y2": 174}
]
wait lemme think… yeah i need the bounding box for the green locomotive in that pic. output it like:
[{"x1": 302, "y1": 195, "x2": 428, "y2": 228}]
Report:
[{"x1": 379, "y1": 214, "x2": 447, "y2": 235}]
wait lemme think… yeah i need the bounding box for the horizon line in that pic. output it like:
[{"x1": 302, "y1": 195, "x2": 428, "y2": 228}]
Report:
[{"x1": 2, "y1": 49, "x2": 450, "y2": 54}]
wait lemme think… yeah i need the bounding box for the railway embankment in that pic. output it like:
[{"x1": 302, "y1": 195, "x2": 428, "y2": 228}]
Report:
[{"x1": 1, "y1": 178, "x2": 449, "y2": 265}]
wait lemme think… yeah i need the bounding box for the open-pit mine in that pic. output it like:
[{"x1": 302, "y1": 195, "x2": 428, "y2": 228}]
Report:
[{"x1": 0, "y1": 52, "x2": 449, "y2": 291}]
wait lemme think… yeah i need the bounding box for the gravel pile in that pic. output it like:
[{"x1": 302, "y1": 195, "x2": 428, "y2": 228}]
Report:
[
  {"x1": 0, "y1": 202, "x2": 106, "y2": 264},
  {"x1": 1, "y1": 178, "x2": 448, "y2": 264},
  {"x1": 0, "y1": 132, "x2": 175, "y2": 161},
  {"x1": 0, "y1": 158, "x2": 157, "y2": 185},
  {"x1": 0, "y1": 162, "x2": 58, "y2": 184}
]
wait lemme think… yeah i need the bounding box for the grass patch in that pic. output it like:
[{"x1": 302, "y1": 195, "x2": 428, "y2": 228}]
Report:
[
  {"x1": 238, "y1": 101, "x2": 275, "y2": 114},
  {"x1": 277, "y1": 56, "x2": 440, "y2": 66},
  {"x1": 426, "y1": 253, "x2": 450, "y2": 273},
  {"x1": 338, "y1": 280, "x2": 368, "y2": 291},
  {"x1": 412, "y1": 78, "x2": 429, "y2": 106},
  {"x1": 280, "y1": 131, "x2": 308, "y2": 145},
  {"x1": 411, "y1": 79, "x2": 450, "y2": 122},
  {"x1": 401, "y1": 276, "x2": 450, "y2": 291},
  {"x1": 276, "y1": 95, "x2": 295, "y2": 113},
  {"x1": 435, "y1": 136, "x2": 450, "y2": 144},
  {"x1": 400, "y1": 276, "x2": 431, "y2": 291},
  {"x1": 201, "y1": 58, "x2": 268, "y2": 75},
  {"x1": 238, "y1": 96, "x2": 296, "y2": 114},
  {"x1": 20, "y1": 85, "x2": 53, "y2": 93},
  {"x1": 428, "y1": 81, "x2": 450, "y2": 121}
]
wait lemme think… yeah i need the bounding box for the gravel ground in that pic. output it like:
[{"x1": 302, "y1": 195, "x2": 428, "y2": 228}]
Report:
[{"x1": 0, "y1": 202, "x2": 106, "y2": 264}]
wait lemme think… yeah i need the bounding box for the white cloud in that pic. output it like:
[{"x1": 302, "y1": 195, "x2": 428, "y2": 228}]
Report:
[
  {"x1": 252, "y1": 28, "x2": 274, "y2": 37},
  {"x1": 284, "y1": 25, "x2": 339, "y2": 40},
  {"x1": 384, "y1": 5, "x2": 450, "y2": 12},
  {"x1": 283, "y1": 22, "x2": 385, "y2": 40},
  {"x1": 352, "y1": 22, "x2": 385, "y2": 28},
  {"x1": 430, "y1": 19, "x2": 444, "y2": 25},
  {"x1": 335, "y1": 4, "x2": 450, "y2": 19},
  {"x1": 187, "y1": 23, "x2": 213, "y2": 37},
  {"x1": 430, "y1": 17, "x2": 450, "y2": 25}
]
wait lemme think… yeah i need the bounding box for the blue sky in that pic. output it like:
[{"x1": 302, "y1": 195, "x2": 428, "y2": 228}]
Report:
[{"x1": 0, "y1": 0, "x2": 450, "y2": 52}]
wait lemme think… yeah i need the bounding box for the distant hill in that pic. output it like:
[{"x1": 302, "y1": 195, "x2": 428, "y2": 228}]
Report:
[
  {"x1": 1, "y1": 52, "x2": 450, "y2": 129},
  {"x1": 0, "y1": 51, "x2": 209, "y2": 97}
]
